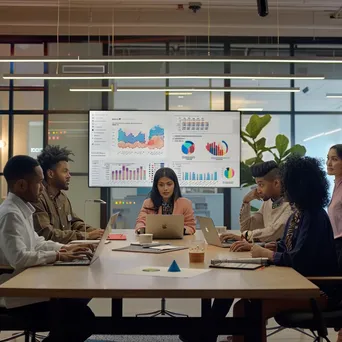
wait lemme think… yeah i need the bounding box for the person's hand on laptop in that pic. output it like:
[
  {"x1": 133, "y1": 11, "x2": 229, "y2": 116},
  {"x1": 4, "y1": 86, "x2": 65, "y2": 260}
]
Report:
[
  {"x1": 230, "y1": 240, "x2": 252, "y2": 252},
  {"x1": 87, "y1": 229, "x2": 104, "y2": 240},
  {"x1": 57, "y1": 250, "x2": 93, "y2": 262},
  {"x1": 61, "y1": 244, "x2": 96, "y2": 253},
  {"x1": 219, "y1": 232, "x2": 241, "y2": 242}
]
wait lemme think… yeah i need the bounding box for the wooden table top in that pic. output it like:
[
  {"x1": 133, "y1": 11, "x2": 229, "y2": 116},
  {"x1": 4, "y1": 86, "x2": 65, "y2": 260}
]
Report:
[{"x1": 0, "y1": 229, "x2": 319, "y2": 299}]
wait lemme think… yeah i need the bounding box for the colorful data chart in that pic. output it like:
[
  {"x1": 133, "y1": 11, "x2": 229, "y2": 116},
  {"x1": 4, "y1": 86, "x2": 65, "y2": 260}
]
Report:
[
  {"x1": 181, "y1": 141, "x2": 195, "y2": 155},
  {"x1": 206, "y1": 141, "x2": 228, "y2": 156}
]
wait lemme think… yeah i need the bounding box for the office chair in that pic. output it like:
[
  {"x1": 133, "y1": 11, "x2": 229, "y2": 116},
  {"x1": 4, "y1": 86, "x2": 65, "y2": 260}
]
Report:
[
  {"x1": 136, "y1": 298, "x2": 189, "y2": 318},
  {"x1": 274, "y1": 276, "x2": 342, "y2": 342},
  {"x1": 0, "y1": 267, "x2": 47, "y2": 342}
]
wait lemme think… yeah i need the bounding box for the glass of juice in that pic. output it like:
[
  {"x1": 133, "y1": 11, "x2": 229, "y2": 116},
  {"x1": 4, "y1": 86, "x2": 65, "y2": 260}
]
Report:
[{"x1": 189, "y1": 240, "x2": 206, "y2": 263}]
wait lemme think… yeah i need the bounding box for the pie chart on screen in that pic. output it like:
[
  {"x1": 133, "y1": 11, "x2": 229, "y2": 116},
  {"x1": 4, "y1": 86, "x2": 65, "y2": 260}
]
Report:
[
  {"x1": 182, "y1": 141, "x2": 195, "y2": 155},
  {"x1": 224, "y1": 167, "x2": 235, "y2": 179}
]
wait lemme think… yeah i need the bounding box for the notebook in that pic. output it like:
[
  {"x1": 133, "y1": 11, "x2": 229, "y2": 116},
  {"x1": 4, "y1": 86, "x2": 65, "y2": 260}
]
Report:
[
  {"x1": 108, "y1": 234, "x2": 127, "y2": 240},
  {"x1": 209, "y1": 257, "x2": 270, "y2": 270}
]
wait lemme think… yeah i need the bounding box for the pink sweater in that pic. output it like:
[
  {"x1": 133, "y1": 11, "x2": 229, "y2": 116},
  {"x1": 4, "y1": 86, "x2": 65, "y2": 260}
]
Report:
[
  {"x1": 328, "y1": 178, "x2": 342, "y2": 239},
  {"x1": 135, "y1": 197, "x2": 196, "y2": 235}
]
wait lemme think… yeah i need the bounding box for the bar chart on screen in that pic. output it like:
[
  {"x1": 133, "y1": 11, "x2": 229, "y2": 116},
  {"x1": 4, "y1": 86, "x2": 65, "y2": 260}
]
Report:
[
  {"x1": 106, "y1": 162, "x2": 166, "y2": 186},
  {"x1": 89, "y1": 111, "x2": 240, "y2": 188}
]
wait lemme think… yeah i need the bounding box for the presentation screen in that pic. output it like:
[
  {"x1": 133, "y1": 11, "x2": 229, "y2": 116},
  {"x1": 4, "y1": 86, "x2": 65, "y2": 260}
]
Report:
[{"x1": 89, "y1": 111, "x2": 240, "y2": 188}]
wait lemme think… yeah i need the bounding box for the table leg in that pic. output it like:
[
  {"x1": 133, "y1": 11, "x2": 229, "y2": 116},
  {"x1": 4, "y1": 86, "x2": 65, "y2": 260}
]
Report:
[
  {"x1": 201, "y1": 298, "x2": 212, "y2": 317},
  {"x1": 111, "y1": 299, "x2": 123, "y2": 319},
  {"x1": 244, "y1": 299, "x2": 263, "y2": 342}
]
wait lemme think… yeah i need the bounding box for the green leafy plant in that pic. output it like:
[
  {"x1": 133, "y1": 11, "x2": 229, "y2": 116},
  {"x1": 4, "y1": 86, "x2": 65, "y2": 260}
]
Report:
[{"x1": 240, "y1": 114, "x2": 306, "y2": 187}]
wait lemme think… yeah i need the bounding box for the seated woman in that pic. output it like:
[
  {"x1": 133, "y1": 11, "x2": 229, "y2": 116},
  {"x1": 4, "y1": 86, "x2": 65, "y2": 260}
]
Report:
[
  {"x1": 135, "y1": 167, "x2": 196, "y2": 235},
  {"x1": 232, "y1": 155, "x2": 341, "y2": 342}
]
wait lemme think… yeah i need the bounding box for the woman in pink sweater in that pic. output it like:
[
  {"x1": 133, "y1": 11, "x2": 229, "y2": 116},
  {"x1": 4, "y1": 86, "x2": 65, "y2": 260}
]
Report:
[{"x1": 135, "y1": 167, "x2": 196, "y2": 235}]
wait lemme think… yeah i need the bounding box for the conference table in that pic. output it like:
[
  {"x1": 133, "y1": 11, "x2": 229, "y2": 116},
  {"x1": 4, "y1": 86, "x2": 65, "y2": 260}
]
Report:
[{"x1": 0, "y1": 229, "x2": 319, "y2": 341}]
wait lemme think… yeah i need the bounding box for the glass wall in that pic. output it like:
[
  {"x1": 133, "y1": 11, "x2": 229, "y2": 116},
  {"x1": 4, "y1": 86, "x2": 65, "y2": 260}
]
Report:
[
  {"x1": 0, "y1": 38, "x2": 341, "y2": 228},
  {"x1": 47, "y1": 43, "x2": 103, "y2": 227},
  {"x1": 108, "y1": 43, "x2": 225, "y2": 229}
]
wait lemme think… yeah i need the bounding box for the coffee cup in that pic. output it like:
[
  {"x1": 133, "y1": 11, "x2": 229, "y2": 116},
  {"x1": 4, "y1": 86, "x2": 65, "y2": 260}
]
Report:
[{"x1": 139, "y1": 233, "x2": 153, "y2": 244}]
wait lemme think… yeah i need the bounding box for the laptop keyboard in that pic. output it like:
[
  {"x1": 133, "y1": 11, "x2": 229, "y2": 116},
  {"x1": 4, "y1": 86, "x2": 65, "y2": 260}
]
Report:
[{"x1": 54, "y1": 259, "x2": 90, "y2": 265}]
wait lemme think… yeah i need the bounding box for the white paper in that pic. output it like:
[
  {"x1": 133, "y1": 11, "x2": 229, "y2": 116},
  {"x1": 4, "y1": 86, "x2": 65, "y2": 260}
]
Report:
[
  {"x1": 149, "y1": 245, "x2": 180, "y2": 250},
  {"x1": 120, "y1": 266, "x2": 211, "y2": 278}
]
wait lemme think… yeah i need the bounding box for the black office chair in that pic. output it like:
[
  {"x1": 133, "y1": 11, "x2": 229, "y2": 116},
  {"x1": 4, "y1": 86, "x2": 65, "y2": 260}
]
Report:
[
  {"x1": 274, "y1": 277, "x2": 342, "y2": 342},
  {"x1": 0, "y1": 267, "x2": 48, "y2": 342}
]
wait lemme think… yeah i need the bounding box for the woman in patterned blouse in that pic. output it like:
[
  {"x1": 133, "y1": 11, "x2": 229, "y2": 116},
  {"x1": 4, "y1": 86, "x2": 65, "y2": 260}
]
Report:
[
  {"x1": 231, "y1": 155, "x2": 340, "y2": 342},
  {"x1": 135, "y1": 167, "x2": 196, "y2": 235}
]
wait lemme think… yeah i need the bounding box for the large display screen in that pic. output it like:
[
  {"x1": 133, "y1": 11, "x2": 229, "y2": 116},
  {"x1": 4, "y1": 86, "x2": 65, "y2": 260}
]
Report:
[{"x1": 89, "y1": 111, "x2": 240, "y2": 188}]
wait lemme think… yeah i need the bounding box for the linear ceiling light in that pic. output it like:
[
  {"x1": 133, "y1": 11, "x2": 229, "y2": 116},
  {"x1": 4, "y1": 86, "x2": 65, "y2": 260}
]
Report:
[
  {"x1": 115, "y1": 87, "x2": 300, "y2": 93},
  {"x1": 4, "y1": 74, "x2": 324, "y2": 81},
  {"x1": 0, "y1": 57, "x2": 80, "y2": 63},
  {"x1": 326, "y1": 93, "x2": 342, "y2": 98},
  {"x1": 2, "y1": 56, "x2": 342, "y2": 64}
]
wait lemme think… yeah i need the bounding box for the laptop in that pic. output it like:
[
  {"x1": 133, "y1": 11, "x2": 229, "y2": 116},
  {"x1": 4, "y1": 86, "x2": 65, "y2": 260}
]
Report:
[
  {"x1": 197, "y1": 216, "x2": 234, "y2": 248},
  {"x1": 54, "y1": 212, "x2": 119, "y2": 266},
  {"x1": 145, "y1": 214, "x2": 184, "y2": 239}
]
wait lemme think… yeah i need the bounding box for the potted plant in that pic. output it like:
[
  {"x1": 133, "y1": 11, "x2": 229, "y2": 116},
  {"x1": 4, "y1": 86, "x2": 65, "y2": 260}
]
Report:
[{"x1": 240, "y1": 114, "x2": 306, "y2": 188}]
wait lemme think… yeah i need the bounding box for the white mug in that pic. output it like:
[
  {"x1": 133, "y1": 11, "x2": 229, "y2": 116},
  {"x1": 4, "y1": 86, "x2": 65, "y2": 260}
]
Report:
[
  {"x1": 216, "y1": 226, "x2": 227, "y2": 234},
  {"x1": 139, "y1": 233, "x2": 153, "y2": 244}
]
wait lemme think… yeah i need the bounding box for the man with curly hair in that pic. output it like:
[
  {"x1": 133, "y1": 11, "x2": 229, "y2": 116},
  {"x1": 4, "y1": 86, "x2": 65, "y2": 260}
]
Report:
[{"x1": 32, "y1": 145, "x2": 104, "y2": 244}]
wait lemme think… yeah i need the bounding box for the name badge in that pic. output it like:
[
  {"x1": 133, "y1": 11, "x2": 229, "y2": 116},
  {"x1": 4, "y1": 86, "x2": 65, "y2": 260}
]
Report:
[{"x1": 67, "y1": 214, "x2": 72, "y2": 222}]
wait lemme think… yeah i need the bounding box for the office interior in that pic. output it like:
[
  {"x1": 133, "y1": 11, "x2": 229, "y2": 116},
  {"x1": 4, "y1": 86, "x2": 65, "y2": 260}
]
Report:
[{"x1": 1, "y1": 0, "x2": 342, "y2": 341}]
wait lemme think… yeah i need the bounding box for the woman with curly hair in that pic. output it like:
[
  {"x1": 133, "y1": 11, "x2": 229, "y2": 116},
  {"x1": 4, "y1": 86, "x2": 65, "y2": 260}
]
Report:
[{"x1": 231, "y1": 155, "x2": 340, "y2": 342}]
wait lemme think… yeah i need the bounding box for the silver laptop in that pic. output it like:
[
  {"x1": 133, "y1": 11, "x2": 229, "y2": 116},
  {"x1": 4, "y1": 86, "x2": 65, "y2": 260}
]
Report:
[
  {"x1": 197, "y1": 216, "x2": 233, "y2": 248},
  {"x1": 145, "y1": 214, "x2": 184, "y2": 239},
  {"x1": 54, "y1": 212, "x2": 119, "y2": 266}
]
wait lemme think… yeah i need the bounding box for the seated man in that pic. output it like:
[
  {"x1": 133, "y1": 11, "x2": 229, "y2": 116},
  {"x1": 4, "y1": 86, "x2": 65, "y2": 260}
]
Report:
[
  {"x1": 221, "y1": 161, "x2": 292, "y2": 252},
  {"x1": 0, "y1": 155, "x2": 95, "y2": 342},
  {"x1": 32, "y1": 145, "x2": 103, "y2": 244}
]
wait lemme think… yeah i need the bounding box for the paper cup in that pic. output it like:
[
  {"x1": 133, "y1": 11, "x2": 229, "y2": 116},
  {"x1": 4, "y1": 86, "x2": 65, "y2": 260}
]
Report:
[{"x1": 139, "y1": 234, "x2": 153, "y2": 244}]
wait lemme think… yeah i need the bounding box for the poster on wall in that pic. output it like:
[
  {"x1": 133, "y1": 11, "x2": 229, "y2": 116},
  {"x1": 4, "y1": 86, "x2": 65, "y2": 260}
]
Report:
[{"x1": 89, "y1": 111, "x2": 240, "y2": 188}]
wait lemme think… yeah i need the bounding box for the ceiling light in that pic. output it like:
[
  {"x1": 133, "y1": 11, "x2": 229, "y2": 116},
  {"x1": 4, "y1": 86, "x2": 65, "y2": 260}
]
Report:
[
  {"x1": 167, "y1": 92, "x2": 193, "y2": 96},
  {"x1": 0, "y1": 57, "x2": 80, "y2": 63},
  {"x1": 303, "y1": 128, "x2": 342, "y2": 142},
  {"x1": 2, "y1": 56, "x2": 342, "y2": 64},
  {"x1": 326, "y1": 93, "x2": 342, "y2": 98},
  {"x1": 238, "y1": 108, "x2": 264, "y2": 111},
  {"x1": 116, "y1": 87, "x2": 300, "y2": 93},
  {"x1": 3, "y1": 73, "x2": 324, "y2": 81}
]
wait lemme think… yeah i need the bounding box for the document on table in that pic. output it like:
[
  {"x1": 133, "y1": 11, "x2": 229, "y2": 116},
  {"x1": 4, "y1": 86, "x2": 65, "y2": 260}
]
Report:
[{"x1": 119, "y1": 266, "x2": 211, "y2": 278}]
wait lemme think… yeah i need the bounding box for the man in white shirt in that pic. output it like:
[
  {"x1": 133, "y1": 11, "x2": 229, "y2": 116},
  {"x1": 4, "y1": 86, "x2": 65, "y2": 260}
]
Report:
[{"x1": 0, "y1": 155, "x2": 95, "y2": 342}]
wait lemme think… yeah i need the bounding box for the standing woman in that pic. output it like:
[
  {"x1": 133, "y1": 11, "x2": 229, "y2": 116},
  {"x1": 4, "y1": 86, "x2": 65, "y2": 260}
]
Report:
[
  {"x1": 327, "y1": 144, "x2": 342, "y2": 342},
  {"x1": 135, "y1": 167, "x2": 196, "y2": 235}
]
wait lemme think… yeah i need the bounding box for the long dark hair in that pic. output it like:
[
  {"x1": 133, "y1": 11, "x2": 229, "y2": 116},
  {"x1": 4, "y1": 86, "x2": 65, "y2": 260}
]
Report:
[
  {"x1": 146, "y1": 167, "x2": 182, "y2": 212},
  {"x1": 330, "y1": 144, "x2": 342, "y2": 159}
]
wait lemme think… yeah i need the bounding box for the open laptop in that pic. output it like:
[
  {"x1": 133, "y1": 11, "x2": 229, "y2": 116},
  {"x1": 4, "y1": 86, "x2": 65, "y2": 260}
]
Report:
[
  {"x1": 54, "y1": 212, "x2": 119, "y2": 266},
  {"x1": 145, "y1": 214, "x2": 184, "y2": 239},
  {"x1": 197, "y1": 216, "x2": 234, "y2": 248}
]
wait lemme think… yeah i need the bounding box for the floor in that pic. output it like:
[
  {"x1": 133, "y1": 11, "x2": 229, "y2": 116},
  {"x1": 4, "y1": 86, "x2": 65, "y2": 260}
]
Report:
[
  {"x1": 0, "y1": 298, "x2": 338, "y2": 341},
  {"x1": 0, "y1": 329, "x2": 338, "y2": 341}
]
